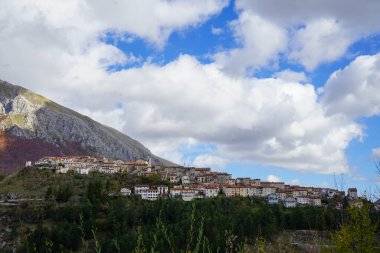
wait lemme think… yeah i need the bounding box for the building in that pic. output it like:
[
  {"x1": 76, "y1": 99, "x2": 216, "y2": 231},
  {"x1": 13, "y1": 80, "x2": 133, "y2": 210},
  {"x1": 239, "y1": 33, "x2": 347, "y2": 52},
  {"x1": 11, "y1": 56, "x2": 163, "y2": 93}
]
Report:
[
  {"x1": 120, "y1": 188, "x2": 132, "y2": 196},
  {"x1": 374, "y1": 199, "x2": 380, "y2": 211},
  {"x1": 204, "y1": 185, "x2": 219, "y2": 198},
  {"x1": 181, "y1": 176, "x2": 190, "y2": 184},
  {"x1": 309, "y1": 196, "x2": 322, "y2": 206},
  {"x1": 222, "y1": 185, "x2": 250, "y2": 197},
  {"x1": 348, "y1": 188, "x2": 358, "y2": 199},
  {"x1": 134, "y1": 185, "x2": 150, "y2": 195},
  {"x1": 283, "y1": 197, "x2": 296, "y2": 208},
  {"x1": 261, "y1": 186, "x2": 275, "y2": 197},
  {"x1": 267, "y1": 193, "x2": 279, "y2": 204},
  {"x1": 170, "y1": 188, "x2": 182, "y2": 197},
  {"x1": 181, "y1": 189, "x2": 197, "y2": 201},
  {"x1": 169, "y1": 175, "x2": 180, "y2": 183},
  {"x1": 296, "y1": 196, "x2": 309, "y2": 206},
  {"x1": 157, "y1": 185, "x2": 169, "y2": 195},
  {"x1": 216, "y1": 173, "x2": 232, "y2": 184},
  {"x1": 141, "y1": 189, "x2": 159, "y2": 201}
]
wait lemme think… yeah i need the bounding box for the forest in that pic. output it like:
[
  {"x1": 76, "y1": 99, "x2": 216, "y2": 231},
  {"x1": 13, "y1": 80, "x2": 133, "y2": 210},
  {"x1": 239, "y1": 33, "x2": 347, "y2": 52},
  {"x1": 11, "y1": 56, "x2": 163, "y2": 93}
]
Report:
[{"x1": 0, "y1": 168, "x2": 379, "y2": 253}]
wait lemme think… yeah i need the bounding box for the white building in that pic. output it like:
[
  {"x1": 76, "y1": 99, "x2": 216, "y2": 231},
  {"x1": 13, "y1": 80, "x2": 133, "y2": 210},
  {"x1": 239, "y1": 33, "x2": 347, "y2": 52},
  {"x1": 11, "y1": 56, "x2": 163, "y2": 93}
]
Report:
[
  {"x1": 141, "y1": 189, "x2": 159, "y2": 201},
  {"x1": 296, "y1": 196, "x2": 309, "y2": 206},
  {"x1": 261, "y1": 187, "x2": 275, "y2": 197},
  {"x1": 309, "y1": 197, "x2": 322, "y2": 206},
  {"x1": 204, "y1": 186, "x2": 219, "y2": 198},
  {"x1": 283, "y1": 197, "x2": 296, "y2": 208},
  {"x1": 57, "y1": 167, "x2": 69, "y2": 174},
  {"x1": 170, "y1": 188, "x2": 182, "y2": 197},
  {"x1": 267, "y1": 193, "x2": 279, "y2": 204},
  {"x1": 169, "y1": 175, "x2": 180, "y2": 183},
  {"x1": 181, "y1": 190, "x2": 197, "y2": 201},
  {"x1": 247, "y1": 187, "x2": 260, "y2": 197},
  {"x1": 348, "y1": 188, "x2": 358, "y2": 199},
  {"x1": 134, "y1": 185, "x2": 150, "y2": 195},
  {"x1": 120, "y1": 188, "x2": 132, "y2": 196},
  {"x1": 181, "y1": 176, "x2": 190, "y2": 184},
  {"x1": 157, "y1": 185, "x2": 169, "y2": 195}
]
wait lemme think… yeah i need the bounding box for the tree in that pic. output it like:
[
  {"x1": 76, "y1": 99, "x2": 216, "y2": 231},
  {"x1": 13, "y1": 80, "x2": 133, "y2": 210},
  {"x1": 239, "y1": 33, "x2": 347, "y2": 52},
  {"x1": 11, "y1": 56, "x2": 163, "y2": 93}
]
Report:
[{"x1": 333, "y1": 203, "x2": 377, "y2": 253}]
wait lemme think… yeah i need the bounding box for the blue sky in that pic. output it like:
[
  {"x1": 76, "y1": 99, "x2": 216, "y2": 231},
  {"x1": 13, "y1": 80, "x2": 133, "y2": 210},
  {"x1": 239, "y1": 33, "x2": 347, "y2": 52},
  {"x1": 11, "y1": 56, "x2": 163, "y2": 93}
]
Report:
[{"x1": 1, "y1": 0, "x2": 380, "y2": 196}]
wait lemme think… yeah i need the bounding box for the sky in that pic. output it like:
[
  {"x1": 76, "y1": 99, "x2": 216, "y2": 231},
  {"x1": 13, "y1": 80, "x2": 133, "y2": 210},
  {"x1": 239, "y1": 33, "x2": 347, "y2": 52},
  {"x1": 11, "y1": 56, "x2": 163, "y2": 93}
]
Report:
[{"x1": 1, "y1": 0, "x2": 380, "y2": 196}]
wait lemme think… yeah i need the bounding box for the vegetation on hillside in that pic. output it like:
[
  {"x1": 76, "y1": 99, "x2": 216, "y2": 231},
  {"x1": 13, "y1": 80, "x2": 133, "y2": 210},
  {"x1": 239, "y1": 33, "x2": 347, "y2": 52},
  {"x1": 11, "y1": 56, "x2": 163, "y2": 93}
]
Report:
[{"x1": 0, "y1": 168, "x2": 379, "y2": 253}]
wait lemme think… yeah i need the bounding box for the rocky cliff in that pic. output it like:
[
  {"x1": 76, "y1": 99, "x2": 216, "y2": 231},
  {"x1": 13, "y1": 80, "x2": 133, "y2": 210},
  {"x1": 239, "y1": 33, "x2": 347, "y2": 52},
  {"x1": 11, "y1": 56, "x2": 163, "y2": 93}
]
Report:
[{"x1": 0, "y1": 80, "x2": 171, "y2": 173}]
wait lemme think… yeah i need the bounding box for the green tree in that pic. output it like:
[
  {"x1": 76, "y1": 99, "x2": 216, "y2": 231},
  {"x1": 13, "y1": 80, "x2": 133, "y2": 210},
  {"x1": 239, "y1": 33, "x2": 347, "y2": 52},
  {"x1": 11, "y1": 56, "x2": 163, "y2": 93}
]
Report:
[{"x1": 333, "y1": 203, "x2": 377, "y2": 253}]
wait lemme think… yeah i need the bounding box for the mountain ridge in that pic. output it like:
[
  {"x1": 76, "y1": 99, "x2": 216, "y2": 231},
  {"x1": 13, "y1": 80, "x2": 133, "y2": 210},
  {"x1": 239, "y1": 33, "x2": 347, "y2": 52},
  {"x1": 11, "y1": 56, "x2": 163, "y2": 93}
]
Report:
[{"x1": 0, "y1": 79, "x2": 173, "y2": 173}]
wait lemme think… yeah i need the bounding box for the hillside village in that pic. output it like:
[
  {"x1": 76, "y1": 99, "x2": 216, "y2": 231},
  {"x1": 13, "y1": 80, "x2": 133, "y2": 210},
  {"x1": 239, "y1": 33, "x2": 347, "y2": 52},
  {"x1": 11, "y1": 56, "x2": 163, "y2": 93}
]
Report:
[{"x1": 29, "y1": 156, "x2": 366, "y2": 208}]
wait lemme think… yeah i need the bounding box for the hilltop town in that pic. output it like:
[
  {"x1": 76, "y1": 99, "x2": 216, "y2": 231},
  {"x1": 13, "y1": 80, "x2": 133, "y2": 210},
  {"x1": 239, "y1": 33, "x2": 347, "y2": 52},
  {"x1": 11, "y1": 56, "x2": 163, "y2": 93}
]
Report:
[{"x1": 28, "y1": 155, "x2": 366, "y2": 209}]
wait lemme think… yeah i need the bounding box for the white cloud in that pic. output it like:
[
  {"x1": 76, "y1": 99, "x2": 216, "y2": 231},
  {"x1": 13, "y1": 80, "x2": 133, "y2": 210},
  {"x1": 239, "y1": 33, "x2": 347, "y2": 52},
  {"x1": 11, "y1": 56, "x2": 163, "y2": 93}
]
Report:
[
  {"x1": 0, "y1": 0, "x2": 374, "y2": 175},
  {"x1": 215, "y1": 0, "x2": 380, "y2": 73},
  {"x1": 288, "y1": 19, "x2": 352, "y2": 70},
  {"x1": 214, "y1": 12, "x2": 287, "y2": 75},
  {"x1": 323, "y1": 53, "x2": 380, "y2": 119},
  {"x1": 81, "y1": 56, "x2": 362, "y2": 173},
  {"x1": 372, "y1": 148, "x2": 380, "y2": 160},
  {"x1": 273, "y1": 69, "x2": 308, "y2": 83},
  {"x1": 211, "y1": 26, "x2": 223, "y2": 35},
  {"x1": 267, "y1": 175, "x2": 282, "y2": 182},
  {"x1": 290, "y1": 179, "x2": 300, "y2": 185},
  {"x1": 0, "y1": 0, "x2": 228, "y2": 49},
  {"x1": 193, "y1": 154, "x2": 227, "y2": 169}
]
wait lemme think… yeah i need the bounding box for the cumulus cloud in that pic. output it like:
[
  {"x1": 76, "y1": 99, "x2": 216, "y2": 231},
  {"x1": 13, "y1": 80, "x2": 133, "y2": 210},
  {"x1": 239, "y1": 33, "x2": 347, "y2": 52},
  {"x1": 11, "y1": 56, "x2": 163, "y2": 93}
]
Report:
[
  {"x1": 53, "y1": 55, "x2": 361, "y2": 174},
  {"x1": 273, "y1": 69, "x2": 308, "y2": 83},
  {"x1": 193, "y1": 154, "x2": 227, "y2": 169},
  {"x1": 0, "y1": 0, "x2": 375, "y2": 175},
  {"x1": 371, "y1": 148, "x2": 380, "y2": 160},
  {"x1": 214, "y1": 12, "x2": 287, "y2": 75},
  {"x1": 323, "y1": 53, "x2": 380, "y2": 119},
  {"x1": 211, "y1": 26, "x2": 223, "y2": 35},
  {"x1": 290, "y1": 179, "x2": 301, "y2": 185},
  {"x1": 267, "y1": 175, "x2": 282, "y2": 182},
  {"x1": 215, "y1": 0, "x2": 380, "y2": 73}
]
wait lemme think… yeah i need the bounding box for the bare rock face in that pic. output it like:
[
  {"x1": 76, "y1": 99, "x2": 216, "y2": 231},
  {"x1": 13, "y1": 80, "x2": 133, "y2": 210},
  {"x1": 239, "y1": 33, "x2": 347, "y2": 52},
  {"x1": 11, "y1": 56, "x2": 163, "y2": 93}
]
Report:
[{"x1": 0, "y1": 80, "x2": 171, "y2": 173}]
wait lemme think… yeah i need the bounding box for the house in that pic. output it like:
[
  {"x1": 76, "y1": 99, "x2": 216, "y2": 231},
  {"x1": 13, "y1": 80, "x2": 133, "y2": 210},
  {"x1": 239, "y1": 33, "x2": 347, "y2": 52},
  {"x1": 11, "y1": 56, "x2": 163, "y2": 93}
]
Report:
[
  {"x1": 57, "y1": 167, "x2": 69, "y2": 174},
  {"x1": 134, "y1": 185, "x2": 150, "y2": 195},
  {"x1": 277, "y1": 190, "x2": 289, "y2": 200},
  {"x1": 170, "y1": 188, "x2": 182, "y2": 197},
  {"x1": 247, "y1": 186, "x2": 259, "y2": 197},
  {"x1": 250, "y1": 179, "x2": 261, "y2": 186},
  {"x1": 181, "y1": 189, "x2": 197, "y2": 201},
  {"x1": 222, "y1": 185, "x2": 251, "y2": 197},
  {"x1": 181, "y1": 176, "x2": 190, "y2": 184},
  {"x1": 283, "y1": 197, "x2": 296, "y2": 208},
  {"x1": 236, "y1": 177, "x2": 251, "y2": 186},
  {"x1": 349, "y1": 199, "x2": 363, "y2": 208},
  {"x1": 322, "y1": 188, "x2": 339, "y2": 199},
  {"x1": 141, "y1": 189, "x2": 159, "y2": 201},
  {"x1": 309, "y1": 196, "x2": 322, "y2": 206},
  {"x1": 348, "y1": 188, "x2": 358, "y2": 199},
  {"x1": 261, "y1": 186, "x2": 275, "y2": 197},
  {"x1": 216, "y1": 173, "x2": 232, "y2": 184},
  {"x1": 196, "y1": 176, "x2": 206, "y2": 183},
  {"x1": 169, "y1": 175, "x2": 180, "y2": 183},
  {"x1": 267, "y1": 193, "x2": 279, "y2": 204},
  {"x1": 120, "y1": 188, "x2": 132, "y2": 196},
  {"x1": 204, "y1": 185, "x2": 219, "y2": 198},
  {"x1": 374, "y1": 199, "x2": 380, "y2": 211},
  {"x1": 157, "y1": 185, "x2": 169, "y2": 195},
  {"x1": 296, "y1": 196, "x2": 309, "y2": 206},
  {"x1": 292, "y1": 188, "x2": 307, "y2": 198}
]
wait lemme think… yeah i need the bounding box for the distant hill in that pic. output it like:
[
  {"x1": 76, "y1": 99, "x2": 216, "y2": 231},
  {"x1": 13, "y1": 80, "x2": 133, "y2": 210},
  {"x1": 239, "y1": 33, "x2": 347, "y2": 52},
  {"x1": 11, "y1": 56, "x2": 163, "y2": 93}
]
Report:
[{"x1": 0, "y1": 80, "x2": 172, "y2": 173}]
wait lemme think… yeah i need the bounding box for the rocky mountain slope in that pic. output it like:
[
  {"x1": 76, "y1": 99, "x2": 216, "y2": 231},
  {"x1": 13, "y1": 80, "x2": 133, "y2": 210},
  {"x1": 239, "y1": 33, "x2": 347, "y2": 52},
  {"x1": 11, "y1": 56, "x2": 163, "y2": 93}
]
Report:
[{"x1": 0, "y1": 80, "x2": 171, "y2": 173}]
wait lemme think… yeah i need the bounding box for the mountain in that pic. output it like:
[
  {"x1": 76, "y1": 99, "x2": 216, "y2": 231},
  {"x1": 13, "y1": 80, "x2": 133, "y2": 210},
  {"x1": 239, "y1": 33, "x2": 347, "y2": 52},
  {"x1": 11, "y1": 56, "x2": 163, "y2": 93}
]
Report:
[{"x1": 0, "y1": 79, "x2": 172, "y2": 174}]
